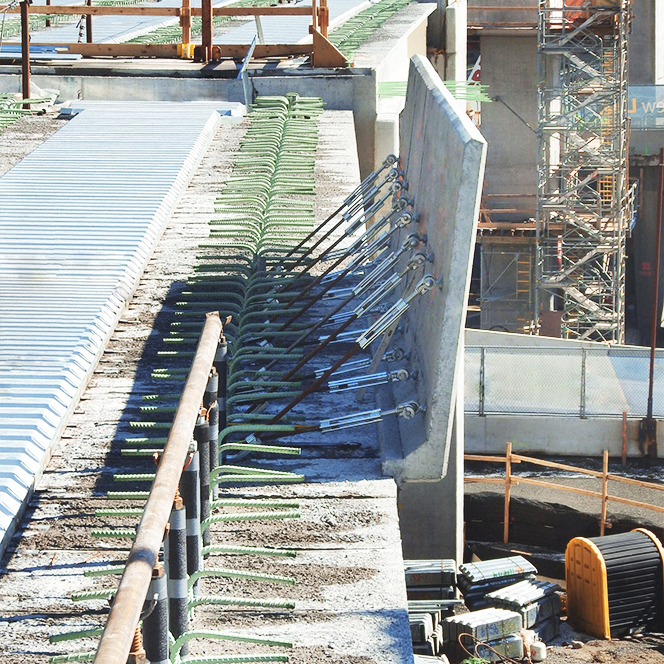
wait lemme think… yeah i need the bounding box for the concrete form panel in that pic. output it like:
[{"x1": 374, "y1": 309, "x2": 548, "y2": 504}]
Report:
[{"x1": 383, "y1": 53, "x2": 486, "y2": 482}]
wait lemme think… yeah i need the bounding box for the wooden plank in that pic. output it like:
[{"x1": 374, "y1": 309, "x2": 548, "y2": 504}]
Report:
[
  {"x1": 607, "y1": 494, "x2": 664, "y2": 514},
  {"x1": 513, "y1": 476, "x2": 603, "y2": 499},
  {"x1": 311, "y1": 26, "x2": 348, "y2": 68},
  {"x1": 8, "y1": 4, "x2": 312, "y2": 14},
  {"x1": 511, "y1": 453, "x2": 604, "y2": 478},
  {"x1": 211, "y1": 44, "x2": 310, "y2": 58},
  {"x1": 10, "y1": 42, "x2": 311, "y2": 58},
  {"x1": 11, "y1": 5, "x2": 179, "y2": 14},
  {"x1": 204, "y1": 6, "x2": 312, "y2": 15},
  {"x1": 62, "y1": 43, "x2": 179, "y2": 57},
  {"x1": 463, "y1": 477, "x2": 504, "y2": 484},
  {"x1": 606, "y1": 472, "x2": 664, "y2": 491},
  {"x1": 465, "y1": 454, "x2": 508, "y2": 463},
  {"x1": 200, "y1": 0, "x2": 212, "y2": 62}
]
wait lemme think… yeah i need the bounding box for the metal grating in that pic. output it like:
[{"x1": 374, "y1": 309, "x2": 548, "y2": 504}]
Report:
[{"x1": 0, "y1": 102, "x2": 243, "y2": 557}]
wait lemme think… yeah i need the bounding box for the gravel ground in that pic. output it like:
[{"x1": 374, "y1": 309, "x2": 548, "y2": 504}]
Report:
[{"x1": 0, "y1": 110, "x2": 68, "y2": 176}]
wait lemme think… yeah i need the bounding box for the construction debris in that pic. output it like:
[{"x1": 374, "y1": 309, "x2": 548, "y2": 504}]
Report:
[{"x1": 405, "y1": 556, "x2": 562, "y2": 662}]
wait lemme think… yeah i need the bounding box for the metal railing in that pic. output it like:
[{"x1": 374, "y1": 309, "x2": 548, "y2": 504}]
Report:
[
  {"x1": 465, "y1": 442, "x2": 664, "y2": 544},
  {"x1": 1, "y1": 0, "x2": 348, "y2": 101},
  {"x1": 465, "y1": 344, "x2": 664, "y2": 419},
  {"x1": 95, "y1": 311, "x2": 222, "y2": 664}
]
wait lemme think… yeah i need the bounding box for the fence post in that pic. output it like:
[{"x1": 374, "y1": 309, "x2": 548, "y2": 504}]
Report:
[
  {"x1": 164, "y1": 494, "x2": 189, "y2": 652},
  {"x1": 621, "y1": 411, "x2": 627, "y2": 466},
  {"x1": 180, "y1": 0, "x2": 191, "y2": 45},
  {"x1": 200, "y1": 0, "x2": 212, "y2": 62},
  {"x1": 205, "y1": 370, "x2": 220, "y2": 501},
  {"x1": 580, "y1": 348, "x2": 587, "y2": 418},
  {"x1": 86, "y1": 0, "x2": 92, "y2": 43},
  {"x1": 20, "y1": 0, "x2": 30, "y2": 109},
  {"x1": 180, "y1": 443, "x2": 203, "y2": 597},
  {"x1": 504, "y1": 441, "x2": 512, "y2": 544},
  {"x1": 142, "y1": 563, "x2": 169, "y2": 664},
  {"x1": 479, "y1": 347, "x2": 486, "y2": 417},
  {"x1": 600, "y1": 449, "x2": 608, "y2": 536}
]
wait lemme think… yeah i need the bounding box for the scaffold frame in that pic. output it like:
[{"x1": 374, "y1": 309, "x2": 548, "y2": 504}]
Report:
[{"x1": 536, "y1": 0, "x2": 635, "y2": 342}]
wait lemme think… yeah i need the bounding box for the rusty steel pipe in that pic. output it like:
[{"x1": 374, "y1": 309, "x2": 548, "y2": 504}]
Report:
[{"x1": 93, "y1": 311, "x2": 222, "y2": 664}]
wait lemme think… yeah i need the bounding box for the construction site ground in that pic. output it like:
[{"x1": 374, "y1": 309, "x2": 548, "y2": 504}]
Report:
[
  {"x1": 0, "y1": 110, "x2": 412, "y2": 664},
  {"x1": 2, "y1": 111, "x2": 664, "y2": 664}
]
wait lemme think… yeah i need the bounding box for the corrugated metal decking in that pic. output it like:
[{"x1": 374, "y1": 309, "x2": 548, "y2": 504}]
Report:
[{"x1": 0, "y1": 102, "x2": 242, "y2": 558}]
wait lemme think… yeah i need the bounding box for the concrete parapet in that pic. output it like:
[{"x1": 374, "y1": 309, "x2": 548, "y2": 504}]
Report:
[{"x1": 381, "y1": 53, "x2": 486, "y2": 483}]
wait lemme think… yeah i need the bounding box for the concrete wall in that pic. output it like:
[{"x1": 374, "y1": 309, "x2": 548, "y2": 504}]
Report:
[
  {"x1": 0, "y1": 69, "x2": 380, "y2": 179},
  {"x1": 479, "y1": 35, "x2": 538, "y2": 220},
  {"x1": 378, "y1": 55, "x2": 485, "y2": 561},
  {"x1": 629, "y1": 0, "x2": 664, "y2": 85},
  {"x1": 397, "y1": 351, "x2": 466, "y2": 563},
  {"x1": 465, "y1": 412, "x2": 662, "y2": 457},
  {"x1": 384, "y1": 53, "x2": 486, "y2": 482}
]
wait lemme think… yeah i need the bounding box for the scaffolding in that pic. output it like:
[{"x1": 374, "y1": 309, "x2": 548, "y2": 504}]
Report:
[{"x1": 536, "y1": 0, "x2": 635, "y2": 342}]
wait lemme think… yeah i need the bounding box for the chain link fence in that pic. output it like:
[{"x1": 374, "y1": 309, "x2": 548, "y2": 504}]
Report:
[{"x1": 465, "y1": 345, "x2": 664, "y2": 418}]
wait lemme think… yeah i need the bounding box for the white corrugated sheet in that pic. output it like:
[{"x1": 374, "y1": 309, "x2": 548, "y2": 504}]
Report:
[{"x1": 0, "y1": 101, "x2": 242, "y2": 556}]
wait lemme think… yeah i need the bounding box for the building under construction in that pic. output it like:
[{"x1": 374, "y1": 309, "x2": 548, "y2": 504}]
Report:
[
  {"x1": 474, "y1": 0, "x2": 661, "y2": 346},
  {"x1": 536, "y1": 0, "x2": 634, "y2": 342}
]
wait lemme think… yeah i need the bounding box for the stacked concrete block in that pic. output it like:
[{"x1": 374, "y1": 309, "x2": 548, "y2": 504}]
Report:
[
  {"x1": 404, "y1": 559, "x2": 457, "y2": 600},
  {"x1": 487, "y1": 579, "x2": 562, "y2": 643},
  {"x1": 458, "y1": 556, "x2": 537, "y2": 610},
  {"x1": 444, "y1": 608, "x2": 523, "y2": 662},
  {"x1": 414, "y1": 655, "x2": 450, "y2": 664},
  {"x1": 409, "y1": 611, "x2": 444, "y2": 656},
  {"x1": 408, "y1": 600, "x2": 459, "y2": 655},
  {"x1": 475, "y1": 634, "x2": 525, "y2": 662}
]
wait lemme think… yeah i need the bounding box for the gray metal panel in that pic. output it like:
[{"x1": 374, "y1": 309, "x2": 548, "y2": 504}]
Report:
[{"x1": 0, "y1": 102, "x2": 234, "y2": 556}]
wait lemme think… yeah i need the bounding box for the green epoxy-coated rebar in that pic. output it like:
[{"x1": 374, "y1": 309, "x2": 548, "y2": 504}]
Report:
[
  {"x1": 211, "y1": 498, "x2": 299, "y2": 508},
  {"x1": 171, "y1": 630, "x2": 293, "y2": 661},
  {"x1": 188, "y1": 596, "x2": 296, "y2": 611},
  {"x1": 48, "y1": 651, "x2": 96, "y2": 663},
  {"x1": 178, "y1": 655, "x2": 288, "y2": 664},
  {"x1": 49, "y1": 628, "x2": 104, "y2": 643},
  {"x1": 202, "y1": 510, "x2": 300, "y2": 532},
  {"x1": 213, "y1": 475, "x2": 304, "y2": 485},
  {"x1": 201, "y1": 544, "x2": 296, "y2": 558},
  {"x1": 113, "y1": 473, "x2": 155, "y2": 481},
  {"x1": 84, "y1": 566, "x2": 125, "y2": 577},
  {"x1": 71, "y1": 589, "x2": 115, "y2": 602},
  {"x1": 120, "y1": 448, "x2": 165, "y2": 456},
  {"x1": 212, "y1": 465, "x2": 299, "y2": 478},
  {"x1": 329, "y1": 0, "x2": 410, "y2": 59},
  {"x1": 218, "y1": 424, "x2": 298, "y2": 444},
  {"x1": 106, "y1": 491, "x2": 149, "y2": 499},
  {"x1": 95, "y1": 507, "x2": 143, "y2": 516},
  {"x1": 91, "y1": 528, "x2": 136, "y2": 538},
  {"x1": 123, "y1": 436, "x2": 168, "y2": 445},
  {"x1": 188, "y1": 568, "x2": 295, "y2": 587},
  {"x1": 218, "y1": 443, "x2": 300, "y2": 457}
]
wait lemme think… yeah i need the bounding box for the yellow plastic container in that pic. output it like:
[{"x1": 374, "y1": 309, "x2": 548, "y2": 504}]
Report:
[{"x1": 566, "y1": 529, "x2": 664, "y2": 639}]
